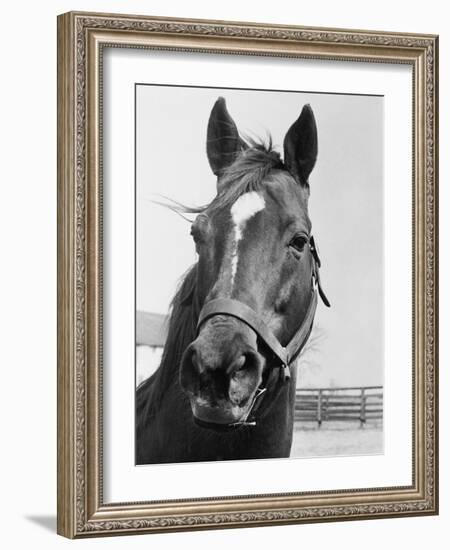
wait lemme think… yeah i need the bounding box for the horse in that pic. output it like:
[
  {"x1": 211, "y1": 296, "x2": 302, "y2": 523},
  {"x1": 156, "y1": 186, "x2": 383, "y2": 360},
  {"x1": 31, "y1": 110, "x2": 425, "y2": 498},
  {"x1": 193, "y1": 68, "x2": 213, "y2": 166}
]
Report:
[{"x1": 136, "y1": 97, "x2": 329, "y2": 464}]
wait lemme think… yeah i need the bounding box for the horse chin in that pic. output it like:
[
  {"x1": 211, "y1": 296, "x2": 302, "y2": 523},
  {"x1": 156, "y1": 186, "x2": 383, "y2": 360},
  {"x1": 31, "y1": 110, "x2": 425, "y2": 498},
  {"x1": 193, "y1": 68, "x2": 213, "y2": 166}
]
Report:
[{"x1": 190, "y1": 401, "x2": 252, "y2": 431}]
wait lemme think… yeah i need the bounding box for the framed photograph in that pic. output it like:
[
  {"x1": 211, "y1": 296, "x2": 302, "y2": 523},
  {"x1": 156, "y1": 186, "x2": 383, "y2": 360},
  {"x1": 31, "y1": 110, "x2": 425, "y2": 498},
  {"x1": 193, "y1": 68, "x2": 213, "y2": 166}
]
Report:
[{"x1": 57, "y1": 11, "x2": 439, "y2": 538}]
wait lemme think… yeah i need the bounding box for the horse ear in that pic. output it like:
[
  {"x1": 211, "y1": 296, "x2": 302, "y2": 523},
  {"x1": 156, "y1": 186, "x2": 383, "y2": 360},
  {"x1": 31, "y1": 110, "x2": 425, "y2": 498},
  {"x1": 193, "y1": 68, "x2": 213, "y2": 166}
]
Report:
[
  {"x1": 207, "y1": 97, "x2": 243, "y2": 177},
  {"x1": 283, "y1": 104, "x2": 318, "y2": 186}
]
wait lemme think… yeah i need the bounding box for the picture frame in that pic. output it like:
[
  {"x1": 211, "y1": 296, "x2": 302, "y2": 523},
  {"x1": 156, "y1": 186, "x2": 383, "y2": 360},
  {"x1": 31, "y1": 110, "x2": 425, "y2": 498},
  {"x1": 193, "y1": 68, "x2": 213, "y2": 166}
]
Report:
[{"x1": 57, "y1": 11, "x2": 439, "y2": 538}]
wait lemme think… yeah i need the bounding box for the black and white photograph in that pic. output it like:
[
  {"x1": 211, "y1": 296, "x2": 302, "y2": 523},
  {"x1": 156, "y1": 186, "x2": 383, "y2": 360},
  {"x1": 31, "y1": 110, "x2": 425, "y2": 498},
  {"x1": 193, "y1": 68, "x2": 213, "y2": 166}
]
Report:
[
  {"x1": 53, "y1": 8, "x2": 438, "y2": 540},
  {"x1": 135, "y1": 85, "x2": 384, "y2": 465},
  {"x1": 0, "y1": 0, "x2": 443, "y2": 545}
]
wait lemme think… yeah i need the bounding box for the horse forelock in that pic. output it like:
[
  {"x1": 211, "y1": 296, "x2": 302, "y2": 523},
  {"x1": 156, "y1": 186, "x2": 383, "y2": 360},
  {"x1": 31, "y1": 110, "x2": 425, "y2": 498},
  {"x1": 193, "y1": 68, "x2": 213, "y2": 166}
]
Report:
[{"x1": 207, "y1": 137, "x2": 285, "y2": 216}]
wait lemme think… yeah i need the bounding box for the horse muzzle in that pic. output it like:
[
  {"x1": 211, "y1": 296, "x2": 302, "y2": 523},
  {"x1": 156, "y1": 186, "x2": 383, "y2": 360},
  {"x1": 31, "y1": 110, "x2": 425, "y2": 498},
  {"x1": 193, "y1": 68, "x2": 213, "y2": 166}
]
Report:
[
  {"x1": 190, "y1": 400, "x2": 253, "y2": 430},
  {"x1": 179, "y1": 317, "x2": 264, "y2": 429}
]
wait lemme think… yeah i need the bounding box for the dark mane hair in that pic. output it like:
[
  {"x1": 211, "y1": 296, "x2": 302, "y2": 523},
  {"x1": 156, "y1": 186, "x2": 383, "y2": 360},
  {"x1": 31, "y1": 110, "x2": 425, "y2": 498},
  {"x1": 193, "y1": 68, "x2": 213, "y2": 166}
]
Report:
[{"x1": 136, "y1": 264, "x2": 199, "y2": 428}]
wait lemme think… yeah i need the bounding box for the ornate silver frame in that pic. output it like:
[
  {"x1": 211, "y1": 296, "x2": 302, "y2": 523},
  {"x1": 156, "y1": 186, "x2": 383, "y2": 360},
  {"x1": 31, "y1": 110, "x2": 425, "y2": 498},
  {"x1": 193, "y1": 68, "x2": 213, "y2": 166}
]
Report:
[{"x1": 57, "y1": 11, "x2": 438, "y2": 538}]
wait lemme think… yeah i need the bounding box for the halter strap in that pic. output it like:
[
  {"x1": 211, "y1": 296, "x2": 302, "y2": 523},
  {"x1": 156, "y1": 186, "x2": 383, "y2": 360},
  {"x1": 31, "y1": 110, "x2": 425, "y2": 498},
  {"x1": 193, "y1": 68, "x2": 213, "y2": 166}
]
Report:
[{"x1": 197, "y1": 290, "x2": 318, "y2": 369}]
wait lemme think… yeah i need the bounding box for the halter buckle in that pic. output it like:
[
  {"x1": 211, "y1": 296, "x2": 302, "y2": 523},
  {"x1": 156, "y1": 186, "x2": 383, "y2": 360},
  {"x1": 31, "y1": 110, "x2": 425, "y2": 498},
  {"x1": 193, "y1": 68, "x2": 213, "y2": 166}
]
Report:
[
  {"x1": 281, "y1": 361, "x2": 291, "y2": 379},
  {"x1": 312, "y1": 271, "x2": 318, "y2": 290}
]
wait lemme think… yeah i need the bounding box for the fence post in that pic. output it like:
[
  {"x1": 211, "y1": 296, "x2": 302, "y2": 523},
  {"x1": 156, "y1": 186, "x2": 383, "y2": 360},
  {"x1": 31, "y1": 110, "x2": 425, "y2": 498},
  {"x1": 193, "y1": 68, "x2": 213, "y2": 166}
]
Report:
[
  {"x1": 317, "y1": 389, "x2": 323, "y2": 427},
  {"x1": 360, "y1": 388, "x2": 366, "y2": 427}
]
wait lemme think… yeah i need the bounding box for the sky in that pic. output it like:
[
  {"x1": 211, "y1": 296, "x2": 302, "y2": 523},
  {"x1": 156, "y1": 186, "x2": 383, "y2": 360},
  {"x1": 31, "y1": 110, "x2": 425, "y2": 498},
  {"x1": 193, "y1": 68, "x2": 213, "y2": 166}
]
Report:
[{"x1": 136, "y1": 84, "x2": 383, "y2": 387}]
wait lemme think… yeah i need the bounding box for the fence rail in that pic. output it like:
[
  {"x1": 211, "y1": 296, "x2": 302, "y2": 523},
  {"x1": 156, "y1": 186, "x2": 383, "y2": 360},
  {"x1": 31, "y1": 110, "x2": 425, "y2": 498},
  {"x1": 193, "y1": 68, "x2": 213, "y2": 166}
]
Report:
[{"x1": 295, "y1": 386, "x2": 383, "y2": 427}]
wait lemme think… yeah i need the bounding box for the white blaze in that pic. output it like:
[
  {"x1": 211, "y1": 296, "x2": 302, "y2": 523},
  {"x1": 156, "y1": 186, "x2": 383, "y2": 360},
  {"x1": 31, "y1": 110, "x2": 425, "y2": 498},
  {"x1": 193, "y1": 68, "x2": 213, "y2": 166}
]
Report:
[{"x1": 230, "y1": 192, "x2": 265, "y2": 287}]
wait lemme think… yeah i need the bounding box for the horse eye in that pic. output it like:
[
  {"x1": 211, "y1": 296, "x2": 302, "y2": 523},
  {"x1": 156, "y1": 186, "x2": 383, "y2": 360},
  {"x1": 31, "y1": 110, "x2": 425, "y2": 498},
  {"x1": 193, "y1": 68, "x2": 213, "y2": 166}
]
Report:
[{"x1": 289, "y1": 235, "x2": 308, "y2": 254}]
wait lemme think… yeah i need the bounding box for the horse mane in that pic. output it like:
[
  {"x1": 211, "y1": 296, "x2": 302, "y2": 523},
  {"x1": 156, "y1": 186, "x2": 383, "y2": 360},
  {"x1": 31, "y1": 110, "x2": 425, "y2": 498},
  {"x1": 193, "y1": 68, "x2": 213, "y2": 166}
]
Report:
[{"x1": 136, "y1": 264, "x2": 199, "y2": 427}]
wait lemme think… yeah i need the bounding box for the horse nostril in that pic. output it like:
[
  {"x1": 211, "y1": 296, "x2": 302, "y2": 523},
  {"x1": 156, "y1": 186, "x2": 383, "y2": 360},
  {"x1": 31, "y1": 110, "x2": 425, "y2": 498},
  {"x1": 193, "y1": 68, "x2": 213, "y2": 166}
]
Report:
[
  {"x1": 228, "y1": 352, "x2": 262, "y2": 406},
  {"x1": 180, "y1": 344, "x2": 199, "y2": 392},
  {"x1": 229, "y1": 352, "x2": 260, "y2": 378},
  {"x1": 229, "y1": 354, "x2": 246, "y2": 374}
]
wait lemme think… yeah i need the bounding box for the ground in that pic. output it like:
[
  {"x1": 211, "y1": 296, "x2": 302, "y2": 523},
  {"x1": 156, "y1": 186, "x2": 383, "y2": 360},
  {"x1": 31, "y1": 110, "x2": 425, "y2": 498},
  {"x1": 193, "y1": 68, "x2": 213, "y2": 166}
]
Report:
[{"x1": 291, "y1": 421, "x2": 383, "y2": 458}]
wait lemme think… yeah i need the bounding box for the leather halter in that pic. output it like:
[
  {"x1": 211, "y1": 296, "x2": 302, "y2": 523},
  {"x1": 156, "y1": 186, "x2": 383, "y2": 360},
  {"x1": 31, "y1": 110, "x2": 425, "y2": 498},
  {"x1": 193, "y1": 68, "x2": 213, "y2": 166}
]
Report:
[{"x1": 195, "y1": 236, "x2": 330, "y2": 429}]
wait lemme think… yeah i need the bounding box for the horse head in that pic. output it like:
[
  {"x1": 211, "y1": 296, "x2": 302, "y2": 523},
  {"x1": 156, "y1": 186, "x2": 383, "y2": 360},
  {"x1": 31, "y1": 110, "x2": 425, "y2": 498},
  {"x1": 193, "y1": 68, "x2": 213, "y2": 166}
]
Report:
[{"x1": 180, "y1": 97, "x2": 328, "y2": 430}]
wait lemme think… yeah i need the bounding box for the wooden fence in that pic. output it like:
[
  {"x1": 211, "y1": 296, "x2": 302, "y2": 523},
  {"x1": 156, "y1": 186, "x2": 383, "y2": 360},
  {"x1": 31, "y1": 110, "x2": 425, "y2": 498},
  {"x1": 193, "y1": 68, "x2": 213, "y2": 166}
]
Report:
[{"x1": 295, "y1": 386, "x2": 383, "y2": 427}]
